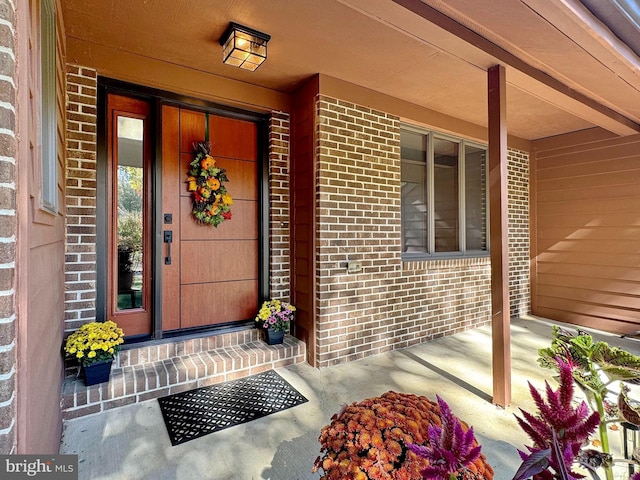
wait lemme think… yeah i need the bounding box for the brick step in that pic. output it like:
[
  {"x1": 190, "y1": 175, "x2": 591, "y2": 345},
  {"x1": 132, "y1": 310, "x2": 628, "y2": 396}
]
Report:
[
  {"x1": 61, "y1": 332, "x2": 306, "y2": 420},
  {"x1": 117, "y1": 328, "x2": 266, "y2": 367}
]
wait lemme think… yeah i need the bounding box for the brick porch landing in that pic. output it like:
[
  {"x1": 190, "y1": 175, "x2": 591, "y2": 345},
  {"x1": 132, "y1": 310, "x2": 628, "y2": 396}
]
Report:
[{"x1": 61, "y1": 329, "x2": 306, "y2": 419}]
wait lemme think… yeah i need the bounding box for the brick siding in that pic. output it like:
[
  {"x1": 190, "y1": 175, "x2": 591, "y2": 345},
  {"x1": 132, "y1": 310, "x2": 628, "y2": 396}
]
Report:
[
  {"x1": 508, "y1": 149, "x2": 530, "y2": 317},
  {"x1": 62, "y1": 330, "x2": 305, "y2": 419},
  {"x1": 60, "y1": 64, "x2": 531, "y2": 373},
  {"x1": 64, "y1": 65, "x2": 98, "y2": 332},
  {"x1": 314, "y1": 96, "x2": 529, "y2": 367},
  {"x1": 0, "y1": 0, "x2": 16, "y2": 454},
  {"x1": 268, "y1": 112, "x2": 291, "y2": 301}
]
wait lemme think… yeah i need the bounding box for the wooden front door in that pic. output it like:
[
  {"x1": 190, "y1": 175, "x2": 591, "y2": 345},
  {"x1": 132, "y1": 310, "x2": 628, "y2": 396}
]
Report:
[{"x1": 160, "y1": 105, "x2": 259, "y2": 331}]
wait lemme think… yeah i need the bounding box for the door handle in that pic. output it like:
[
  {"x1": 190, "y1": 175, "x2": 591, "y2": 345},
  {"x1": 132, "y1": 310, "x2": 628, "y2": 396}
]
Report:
[{"x1": 163, "y1": 230, "x2": 173, "y2": 265}]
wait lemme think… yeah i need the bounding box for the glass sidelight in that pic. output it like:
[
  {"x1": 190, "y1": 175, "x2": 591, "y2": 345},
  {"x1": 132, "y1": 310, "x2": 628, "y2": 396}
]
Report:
[
  {"x1": 116, "y1": 117, "x2": 144, "y2": 310},
  {"x1": 107, "y1": 94, "x2": 152, "y2": 336}
]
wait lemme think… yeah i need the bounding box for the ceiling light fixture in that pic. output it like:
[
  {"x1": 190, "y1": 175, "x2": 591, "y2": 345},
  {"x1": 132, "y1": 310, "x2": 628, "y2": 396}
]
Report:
[{"x1": 220, "y1": 22, "x2": 271, "y2": 71}]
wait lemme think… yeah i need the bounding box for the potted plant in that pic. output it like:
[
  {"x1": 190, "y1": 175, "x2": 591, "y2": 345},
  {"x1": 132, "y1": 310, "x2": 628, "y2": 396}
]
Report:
[
  {"x1": 117, "y1": 212, "x2": 142, "y2": 292},
  {"x1": 64, "y1": 320, "x2": 125, "y2": 386},
  {"x1": 313, "y1": 391, "x2": 494, "y2": 480},
  {"x1": 117, "y1": 244, "x2": 134, "y2": 291},
  {"x1": 255, "y1": 299, "x2": 296, "y2": 345}
]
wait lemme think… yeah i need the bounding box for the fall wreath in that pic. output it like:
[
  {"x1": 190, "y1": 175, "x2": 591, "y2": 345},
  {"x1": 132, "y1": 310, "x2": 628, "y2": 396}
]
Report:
[{"x1": 186, "y1": 141, "x2": 233, "y2": 227}]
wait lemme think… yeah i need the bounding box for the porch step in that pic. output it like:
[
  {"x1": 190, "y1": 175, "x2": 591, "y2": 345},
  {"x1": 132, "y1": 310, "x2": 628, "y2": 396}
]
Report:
[{"x1": 61, "y1": 329, "x2": 306, "y2": 420}]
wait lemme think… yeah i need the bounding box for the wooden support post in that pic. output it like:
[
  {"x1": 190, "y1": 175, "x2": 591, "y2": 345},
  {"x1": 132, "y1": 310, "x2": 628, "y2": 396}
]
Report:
[{"x1": 488, "y1": 64, "x2": 511, "y2": 407}]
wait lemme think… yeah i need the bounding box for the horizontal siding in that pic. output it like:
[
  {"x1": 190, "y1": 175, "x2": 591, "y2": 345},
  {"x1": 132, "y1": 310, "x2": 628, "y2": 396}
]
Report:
[
  {"x1": 532, "y1": 133, "x2": 640, "y2": 335},
  {"x1": 538, "y1": 272, "x2": 640, "y2": 296}
]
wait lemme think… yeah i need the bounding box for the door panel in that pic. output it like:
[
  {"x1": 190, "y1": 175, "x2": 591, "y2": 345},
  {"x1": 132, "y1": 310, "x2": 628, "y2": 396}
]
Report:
[
  {"x1": 209, "y1": 115, "x2": 258, "y2": 161},
  {"x1": 161, "y1": 106, "x2": 181, "y2": 331},
  {"x1": 181, "y1": 281, "x2": 259, "y2": 328},
  {"x1": 161, "y1": 104, "x2": 259, "y2": 331},
  {"x1": 179, "y1": 197, "x2": 258, "y2": 240},
  {"x1": 177, "y1": 154, "x2": 258, "y2": 198},
  {"x1": 179, "y1": 109, "x2": 208, "y2": 153},
  {"x1": 181, "y1": 240, "x2": 259, "y2": 284},
  {"x1": 214, "y1": 158, "x2": 259, "y2": 200}
]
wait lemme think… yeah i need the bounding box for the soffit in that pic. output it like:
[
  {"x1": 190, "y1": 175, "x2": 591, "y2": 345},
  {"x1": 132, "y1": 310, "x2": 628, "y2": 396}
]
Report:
[
  {"x1": 414, "y1": 0, "x2": 640, "y2": 127},
  {"x1": 61, "y1": 0, "x2": 640, "y2": 140}
]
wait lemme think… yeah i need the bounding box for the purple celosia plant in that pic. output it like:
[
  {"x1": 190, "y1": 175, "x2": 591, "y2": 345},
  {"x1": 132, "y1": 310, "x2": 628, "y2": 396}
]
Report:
[
  {"x1": 408, "y1": 395, "x2": 482, "y2": 480},
  {"x1": 513, "y1": 358, "x2": 600, "y2": 480}
]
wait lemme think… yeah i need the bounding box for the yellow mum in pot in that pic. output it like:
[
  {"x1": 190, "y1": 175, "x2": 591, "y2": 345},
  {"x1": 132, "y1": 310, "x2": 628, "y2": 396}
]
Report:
[{"x1": 64, "y1": 321, "x2": 124, "y2": 366}]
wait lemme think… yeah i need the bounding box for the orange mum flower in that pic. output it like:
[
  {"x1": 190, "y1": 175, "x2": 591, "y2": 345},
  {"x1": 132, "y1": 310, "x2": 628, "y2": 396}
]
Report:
[
  {"x1": 371, "y1": 432, "x2": 383, "y2": 448},
  {"x1": 200, "y1": 155, "x2": 215, "y2": 170},
  {"x1": 315, "y1": 391, "x2": 494, "y2": 480},
  {"x1": 206, "y1": 177, "x2": 221, "y2": 191}
]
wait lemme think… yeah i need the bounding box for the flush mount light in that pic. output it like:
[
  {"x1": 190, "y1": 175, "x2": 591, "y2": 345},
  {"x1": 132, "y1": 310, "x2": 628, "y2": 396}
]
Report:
[{"x1": 220, "y1": 22, "x2": 271, "y2": 71}]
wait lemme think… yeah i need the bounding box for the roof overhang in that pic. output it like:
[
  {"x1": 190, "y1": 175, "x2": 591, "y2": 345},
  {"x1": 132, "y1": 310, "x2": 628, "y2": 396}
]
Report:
[{"x1": 61, "y1": 0, "x2": 640, "y2": 140}]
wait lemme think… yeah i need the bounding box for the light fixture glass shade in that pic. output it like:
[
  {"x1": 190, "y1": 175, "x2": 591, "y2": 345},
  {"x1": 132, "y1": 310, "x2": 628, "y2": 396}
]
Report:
[{"x1": 220, "y1": 23, "x2": 271, "y2": 71}]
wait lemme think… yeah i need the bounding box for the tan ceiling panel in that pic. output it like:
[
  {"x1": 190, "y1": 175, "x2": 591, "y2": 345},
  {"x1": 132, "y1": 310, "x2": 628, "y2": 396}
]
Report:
[
  {"x1": 61, "y1": 0, "x2": 640, "y2": 140},
  {"x1": 416, "y1": 0, "x2": 640, "y2": 123},
  {"x1": 505, "y1": 85, "x2": 594, "y2": 139}
]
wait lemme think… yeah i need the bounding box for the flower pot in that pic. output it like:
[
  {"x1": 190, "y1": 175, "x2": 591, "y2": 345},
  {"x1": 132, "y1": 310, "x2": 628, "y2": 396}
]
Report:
[
  {"x1": 265, "y1": 328, "x2": 285, "y2": 345},
  {"x1": 82, "y1": 359, "x2": 113, "y2": 386},
  {"x1": 118, "y1": 270, "x2": 134, "y2": 292}
]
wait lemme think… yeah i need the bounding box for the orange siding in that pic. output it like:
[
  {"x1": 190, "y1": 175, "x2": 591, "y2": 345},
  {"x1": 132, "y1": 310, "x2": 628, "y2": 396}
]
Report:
[
  {"x1": 531, "y1": 130, "x2": 640, "y2": 334},
  {"x1": 17, "y1": 0, "x2": 67, "y2": 453}
]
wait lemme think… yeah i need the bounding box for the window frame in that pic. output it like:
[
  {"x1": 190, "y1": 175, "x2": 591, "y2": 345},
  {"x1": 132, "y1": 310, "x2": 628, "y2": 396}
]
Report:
[
  {"x1": 40, "y1": 0, "x2": 57, "y2": 214},
  {"x1": 400, "y1": 124, "x2": 490, "y2": 261}
]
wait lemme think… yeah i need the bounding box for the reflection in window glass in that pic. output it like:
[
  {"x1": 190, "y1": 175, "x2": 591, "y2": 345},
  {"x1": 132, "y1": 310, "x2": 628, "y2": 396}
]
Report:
[
  {"x1": 41, "y1": 0, "x2": 57, "y2": 212},
  {"x1": 400, "y1": 127, "x2": 488, "y2": 258},
  {"x1": 433, "y1": 138, "x2": 459, "y2": 252},
  {"x1": 465, "y1": 145, "x2": 487, "y2": 251},
  {"x1": 116, "y1": 117, "x2": 144, "y2": 311},
  {"x1": 401, "y1": 131, "x2": 428, "y2": 253}
]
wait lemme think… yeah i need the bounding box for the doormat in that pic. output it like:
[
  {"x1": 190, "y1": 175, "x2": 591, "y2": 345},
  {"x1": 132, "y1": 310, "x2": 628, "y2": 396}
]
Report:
[{"x1": 158, "y1": 370, "x2": 308, "y2": 446}]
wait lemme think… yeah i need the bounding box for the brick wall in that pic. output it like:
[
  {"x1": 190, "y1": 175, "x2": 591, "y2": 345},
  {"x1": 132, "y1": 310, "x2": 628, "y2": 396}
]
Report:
[
  {"x1": 268, "y1": 112, "x2": 291, "y2": 301},
  {"x1": 64, "y1": 65, "x2": 98, "y2": 332},
  {"x1": 508, "y1": 149, "x2": 530, "y2": 317},
  {"x1": 0, "y1": 0, "x2": 16, "y2": 454},
  {"x1": 59, "y1": 66, "x2": 530, "y2": 370},
  {"x1": 314, "y1": 95, "x2": 528, "y2": 367}
]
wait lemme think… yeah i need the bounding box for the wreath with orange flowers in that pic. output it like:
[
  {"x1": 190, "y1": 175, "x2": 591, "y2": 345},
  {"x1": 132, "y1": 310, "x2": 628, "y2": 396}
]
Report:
[{"x1": 186, "y1": 141, "x2": 233, "y2": 227}]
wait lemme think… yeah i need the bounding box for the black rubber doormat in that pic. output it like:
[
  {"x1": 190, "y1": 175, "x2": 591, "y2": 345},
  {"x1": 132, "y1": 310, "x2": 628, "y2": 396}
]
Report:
[{"x1": 158, "y1": 370, "x2": 308, "y2": 446}]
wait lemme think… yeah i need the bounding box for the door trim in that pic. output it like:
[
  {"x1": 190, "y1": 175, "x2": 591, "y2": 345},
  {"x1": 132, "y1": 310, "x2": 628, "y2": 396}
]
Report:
[
  {"x1": 106, "y1": 94, "x2": 153, "y2": 336},
  {"x1": 97, "y1": 78, "x2": 270, "y2": 340}
]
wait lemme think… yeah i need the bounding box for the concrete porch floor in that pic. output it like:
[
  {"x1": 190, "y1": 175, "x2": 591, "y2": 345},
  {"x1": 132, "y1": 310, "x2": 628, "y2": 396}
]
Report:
[{"x1": 59, "y1": 316, "x2": 640, "y2": 480}]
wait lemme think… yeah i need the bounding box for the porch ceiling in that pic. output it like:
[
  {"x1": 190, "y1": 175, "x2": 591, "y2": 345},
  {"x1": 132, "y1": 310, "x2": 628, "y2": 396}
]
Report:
[{"x1": 61, "y1": 0, "x2": 640, "y2": 141}]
